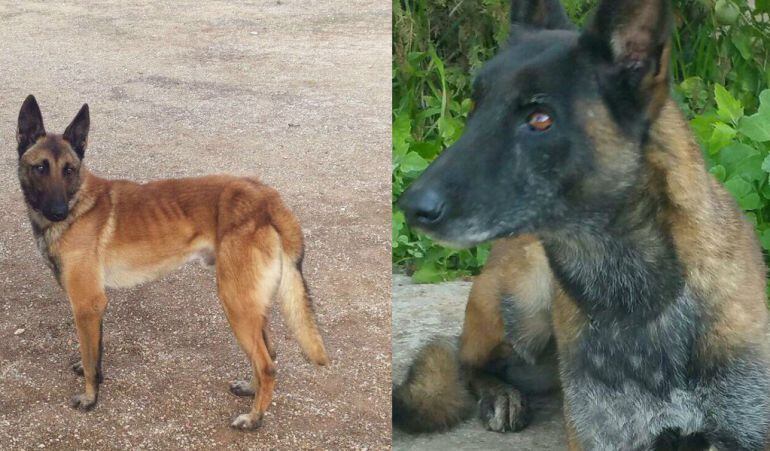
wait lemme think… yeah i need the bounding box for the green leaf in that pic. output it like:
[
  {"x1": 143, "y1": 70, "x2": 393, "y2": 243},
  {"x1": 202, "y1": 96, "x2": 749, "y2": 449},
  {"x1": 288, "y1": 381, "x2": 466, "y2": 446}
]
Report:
[
  {"x1": 412, "y1": 262, "x2": 444, "y2": 283},
  {"x1": 399, "y1": 152, "x2": 429, "y2": 174},
  {"x1": 718, "y1": 144, "x2": 764, "y2": 181},
  {"x1": 393, "y1": 112, "x2": 411, "y2": 159},
  {"x1": 709, "y1": 165, "x2": 727, "y2": 182},
  {"x1": 760, "y1": 229, "x2": 770, "y2": 251},
  {"x1": 438, "y1": 116, "x2": 464, "y2": 145},
  {"x1": 461, "y1": 98, "x2": 474, "y2": 116},
  {"x1": 731, "y1": 31, "x2": 753, "y2": 61},
  {"x1": 411, "y1": 141, "x2": 442, "y2": 160},
  {"x1": 690, "y1": 113, "x2": 719, "y2": 145},
  {"x1": 708, "y1": 122, "x2": 737, "y2": 154},
  {"x1": 392, "y1": 211, "x2": 405, "y2": 249},
  {"x1": 734, "y1": 155, "x2": 766, "y2": 182},
  {"x1": 738, "y1": 193, "x2": 762, "y2": 210},
  {"x1": 714, "y1": 84, "x2": 744, "y2": 124},
  {"x1": 762, "y1": 155, "x2": 770, "y2": 173},
  {"x1": 719, "y1": 143, "x2": 758, "y2": 166},
  {"x1": 739, "y1": 112, "x2": 770, "y2": 142},
  {"x1": 725, "y1": 176, "x2": 753, "y2": 198},
  {"x1": 758, "y1": 89, "x2": 770, "y2": 115},
  {"x1": 725, "y1": 176, "x2": 762, "y2": 210},
  {"x1": 476, "y1": 244, "x2": 490, "y2": 267},
  {"x1": 679, "y1": 77, "x2": 704, "y2": 96}
]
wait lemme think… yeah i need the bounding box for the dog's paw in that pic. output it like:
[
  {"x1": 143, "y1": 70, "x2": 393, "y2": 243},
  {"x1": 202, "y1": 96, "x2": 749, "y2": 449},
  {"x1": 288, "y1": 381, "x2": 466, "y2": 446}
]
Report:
[
  {"x1": 230, "y1": 413, "x2": 263, "y2": 430},
  {"x1": 229, "y1": 380, "x2": 255, "y2": 397},
  {"x1": 479, "y1": 388, "x2": 530, "y2": 433},
  {"x1": 71, "y1": 361, "x2": 103, "y2": 383},
  {"x1": 69, "y1": 393, "x2": 97, "y2": 411}
]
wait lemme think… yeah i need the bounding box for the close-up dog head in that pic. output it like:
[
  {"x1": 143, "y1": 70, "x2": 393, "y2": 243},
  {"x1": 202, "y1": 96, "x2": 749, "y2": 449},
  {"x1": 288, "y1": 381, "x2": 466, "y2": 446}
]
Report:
[
  {"x1": 16, "y1": 95, "x2": 89, "y2": 222},
  {"x1": 399, "y1": 0, "x2": 672, "y2": 247}
]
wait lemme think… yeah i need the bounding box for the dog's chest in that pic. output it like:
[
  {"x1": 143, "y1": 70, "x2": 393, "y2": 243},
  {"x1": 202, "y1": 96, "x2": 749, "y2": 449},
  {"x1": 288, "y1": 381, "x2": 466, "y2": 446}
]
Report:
[
  {"x1": 574, "y1": 289, "x2": 699, "y2": 391},
  {"x1": 30, "y1": 221, "x2": 67, "y2": 284},
  {"x1": 562, "y1": 289, "x2": 706, "y2": 446}
]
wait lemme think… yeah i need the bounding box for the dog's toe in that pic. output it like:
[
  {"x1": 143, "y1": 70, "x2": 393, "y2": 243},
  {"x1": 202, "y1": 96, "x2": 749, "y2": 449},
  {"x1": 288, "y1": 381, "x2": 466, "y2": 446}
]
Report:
[
  {"x1": 69, "y1": 393, "x2": 97, "y2": 411},
  {"x1": 230, "y1": 413, "x2": 263, "y2": 430},
  {"x1": 479, "y1": 388, "x2": 530, "y2": 433},
  {"x1": 229, "y1": 380, "x2": 256, "y2": 397},
  {"x1": 71, "y1": 361, "x2": 84, "y2": 376},
  {"x1": 71, "y1": 361, "x2": 103, "y2": 383}
]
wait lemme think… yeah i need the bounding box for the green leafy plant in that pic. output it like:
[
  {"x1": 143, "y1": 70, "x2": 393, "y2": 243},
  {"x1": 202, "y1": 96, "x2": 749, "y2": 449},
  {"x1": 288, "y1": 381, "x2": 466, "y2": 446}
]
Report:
[
  {"x1": 394, "y1": 0, "x2": 770, "y2": 284},
  {"x1": 697, "y1": 87, "x2": 770, "y2": 245}
]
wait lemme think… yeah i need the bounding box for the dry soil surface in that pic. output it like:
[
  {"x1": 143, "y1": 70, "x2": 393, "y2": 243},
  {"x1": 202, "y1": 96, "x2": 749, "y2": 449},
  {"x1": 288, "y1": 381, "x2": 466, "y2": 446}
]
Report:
[
  {"x1": 0, "y1": 1, "x2": 390, "y2": 449},
  {"x1": 392, "y1": 274, "x2": 567, "y2": 450}
]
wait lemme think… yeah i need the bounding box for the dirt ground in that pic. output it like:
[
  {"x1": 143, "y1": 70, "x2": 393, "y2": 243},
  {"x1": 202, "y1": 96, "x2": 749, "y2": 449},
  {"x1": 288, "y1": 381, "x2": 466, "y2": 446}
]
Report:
[{"x1": 0, "y1": 1, "x2": 390, "y2": 449}]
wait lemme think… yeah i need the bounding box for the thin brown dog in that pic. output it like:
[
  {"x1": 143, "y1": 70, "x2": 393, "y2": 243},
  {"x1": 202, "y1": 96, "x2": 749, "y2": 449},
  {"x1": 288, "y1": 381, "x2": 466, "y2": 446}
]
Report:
[{"x1": 15, "y1": 95, "x2": 329, "y2": 430}]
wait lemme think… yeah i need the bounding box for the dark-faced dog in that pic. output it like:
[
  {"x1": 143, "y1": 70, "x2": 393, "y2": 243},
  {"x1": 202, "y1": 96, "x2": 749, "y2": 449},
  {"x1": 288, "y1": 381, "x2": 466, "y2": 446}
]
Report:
[
  {"x1": 15, "y1": 96, "x2": 329, "y2": 429},
  {"x1": 395, "y1": 0, "x2": 770, "y2": 449}
]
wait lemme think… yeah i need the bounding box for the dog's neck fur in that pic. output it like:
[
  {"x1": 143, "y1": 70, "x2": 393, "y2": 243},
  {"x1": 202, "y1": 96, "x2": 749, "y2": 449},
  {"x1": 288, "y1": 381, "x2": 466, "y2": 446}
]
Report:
[
  {"x1": 540, "y1": 101, "x2": 702, "y2": 322},
  {"x1": 541, "y1": 190, "x2": 684, "y2": 321},
  {"x1": 27, "y1": 170, "x2": 99, "y2": 283}
]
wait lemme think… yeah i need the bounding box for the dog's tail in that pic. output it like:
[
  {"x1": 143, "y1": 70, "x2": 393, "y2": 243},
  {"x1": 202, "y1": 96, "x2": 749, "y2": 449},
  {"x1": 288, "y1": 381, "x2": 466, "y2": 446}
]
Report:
[
  {"x1": 269, "y1": 196, "x2": 329, "y2": 366},
  {"x1": 393, "y1": 337, "x2": 474, "y2": 433}
]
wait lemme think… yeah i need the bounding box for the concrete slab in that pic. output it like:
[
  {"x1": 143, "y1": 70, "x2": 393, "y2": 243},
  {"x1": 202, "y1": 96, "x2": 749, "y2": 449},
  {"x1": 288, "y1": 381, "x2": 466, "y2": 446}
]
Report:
[{"x1": 392, "y1": 274, "x2": 567, "y2": 450}]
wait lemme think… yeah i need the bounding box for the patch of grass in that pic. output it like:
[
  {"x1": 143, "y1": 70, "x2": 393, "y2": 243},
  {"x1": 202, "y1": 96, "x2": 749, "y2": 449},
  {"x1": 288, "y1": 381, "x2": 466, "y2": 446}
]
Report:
[{"x1": 393, "y1": 0, "x2": 770, "y2": 283}]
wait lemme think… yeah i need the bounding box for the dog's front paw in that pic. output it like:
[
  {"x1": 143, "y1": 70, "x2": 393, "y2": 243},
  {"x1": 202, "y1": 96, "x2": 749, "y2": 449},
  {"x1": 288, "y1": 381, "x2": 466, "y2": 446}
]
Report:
[
  {"x1": 70, "y1": 393, "x2": 97, "y2": 411},
  {"x1": 479, "y1": 388, "x2": 530, "y2": 433},
  {"x1": 230, "y1": 412, "x2": 263, "y2": 430},
  {"x1": 229, "y1": 380, "x2": 255, "y2": 397}
]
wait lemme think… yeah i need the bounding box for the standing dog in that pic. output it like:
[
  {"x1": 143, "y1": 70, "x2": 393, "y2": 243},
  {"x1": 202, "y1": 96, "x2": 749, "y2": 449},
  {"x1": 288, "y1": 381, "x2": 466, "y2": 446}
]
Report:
[
  {"x1": 395, "y1": 0, "x2": 770, "y2": 448},
  {"x1": 15, "y1": 95, "x2": 329, "y2": 430}
]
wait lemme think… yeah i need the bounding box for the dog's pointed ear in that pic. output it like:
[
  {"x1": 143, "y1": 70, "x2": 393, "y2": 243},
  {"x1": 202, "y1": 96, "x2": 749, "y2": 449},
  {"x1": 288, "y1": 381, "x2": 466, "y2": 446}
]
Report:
[
  {"x1": 63, "y1": 103, "x2": 90, "y2": 160},
  {"x1": 510, "y1": 0, "x2": 575, "y2": 31},
  {"x1": 17, "y1": 95, "x2": 46, "y2": 157},
  {"x1": 581, "y1": 0, "x2": 672, "y2": 123}
]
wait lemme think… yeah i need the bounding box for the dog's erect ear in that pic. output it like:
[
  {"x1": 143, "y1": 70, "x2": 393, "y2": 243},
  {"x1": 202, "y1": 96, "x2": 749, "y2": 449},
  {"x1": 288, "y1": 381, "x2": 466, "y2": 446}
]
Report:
[
  {"x1": 17, "y1": 95, "x2": 46, "y2": 157},
  {"x1": 510, "y1": 0, "x2": 574, "y2": 31},
  {"x1": 63, "y1": 103, "x2": 89, "y2": 160},
  {"x1": 581, "y1": 0, "x2": 672, "y2": 123}
]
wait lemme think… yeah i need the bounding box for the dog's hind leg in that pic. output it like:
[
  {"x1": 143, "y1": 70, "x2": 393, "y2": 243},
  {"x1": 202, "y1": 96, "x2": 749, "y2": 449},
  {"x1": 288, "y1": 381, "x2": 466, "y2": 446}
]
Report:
[
  {"x1": 263, "y1": 323, "x2": 276, "y2": 360},
  {"x1": 216, "y1": 225, "x2": 281, "y2": 430},
  {"x1": 228, "y1": 326, "x2": 275, "y2": 398},
  {"x1": 62, "y1": 263, "x2": 108, "y2": 411}
]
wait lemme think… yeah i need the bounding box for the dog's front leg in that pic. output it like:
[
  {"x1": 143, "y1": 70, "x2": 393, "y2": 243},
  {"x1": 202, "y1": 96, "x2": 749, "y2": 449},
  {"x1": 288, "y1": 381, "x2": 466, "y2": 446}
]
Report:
[{"x1": 62, "y1": 265, "x2": 107, "y2": 411}]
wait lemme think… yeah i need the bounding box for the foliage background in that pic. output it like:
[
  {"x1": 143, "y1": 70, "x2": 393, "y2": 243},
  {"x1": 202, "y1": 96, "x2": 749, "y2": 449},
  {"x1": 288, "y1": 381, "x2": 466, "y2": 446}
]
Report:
[{"x1": 393, "y1": 0, "x2": 770, "y2": 283}]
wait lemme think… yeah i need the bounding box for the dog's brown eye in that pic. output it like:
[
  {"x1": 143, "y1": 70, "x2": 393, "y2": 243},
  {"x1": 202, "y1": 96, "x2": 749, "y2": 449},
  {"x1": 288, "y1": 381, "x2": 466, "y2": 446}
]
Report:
[
  {"x1": 63, "y1": 166, "x2": 75, "y2": 176},
  {"x1": 32, "y1": 164, "x2": 46, "y2": 174},
  {"x1": 527, "y1": 111, "x2": 553, "y2": 131}
]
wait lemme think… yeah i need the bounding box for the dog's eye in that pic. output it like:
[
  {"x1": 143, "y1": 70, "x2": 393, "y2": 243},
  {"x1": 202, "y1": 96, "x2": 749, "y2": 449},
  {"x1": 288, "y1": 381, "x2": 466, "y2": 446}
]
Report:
[
  {"x1": 63, "y1": 166, "x2": 75, "y2": 176},
  {"x1": 527, "y1": 111, "x2": 553, "y2": 132},
  {"x1": 32, "y1": 164, "x2": 46, "y2": 174}
]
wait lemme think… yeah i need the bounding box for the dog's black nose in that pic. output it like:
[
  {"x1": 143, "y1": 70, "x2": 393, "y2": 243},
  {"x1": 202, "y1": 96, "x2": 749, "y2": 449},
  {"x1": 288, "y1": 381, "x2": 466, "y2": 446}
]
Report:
[
  {"x1": 399, "y1": 188, "x2": 446, "y2": 227},
  {"x1": 46, "y1": 203, "x2": 69, "y2": 222}
]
